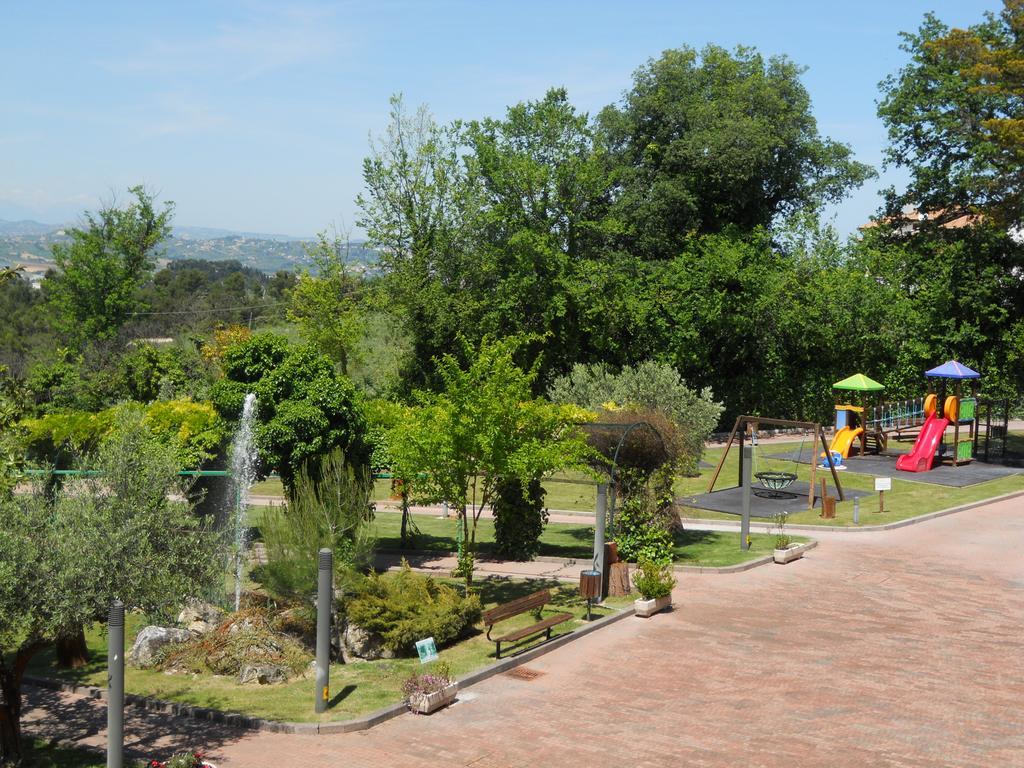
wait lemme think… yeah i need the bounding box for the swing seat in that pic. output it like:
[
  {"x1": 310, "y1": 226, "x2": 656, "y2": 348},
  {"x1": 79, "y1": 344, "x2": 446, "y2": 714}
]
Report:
[{"x1": 755, "y1": 471, "x2": 797, "y2": 491}]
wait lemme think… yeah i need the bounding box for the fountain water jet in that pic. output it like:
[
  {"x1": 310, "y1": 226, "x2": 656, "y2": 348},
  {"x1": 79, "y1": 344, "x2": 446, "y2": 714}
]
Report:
[{"x1": 229, "y1": 393, "x2": 259, "y2": 612}]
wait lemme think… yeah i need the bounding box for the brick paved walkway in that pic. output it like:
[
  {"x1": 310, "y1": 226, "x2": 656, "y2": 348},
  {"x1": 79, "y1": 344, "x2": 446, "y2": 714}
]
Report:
[{"x1": 24, "y1": 496, "x2": 1024, "y2": 767}]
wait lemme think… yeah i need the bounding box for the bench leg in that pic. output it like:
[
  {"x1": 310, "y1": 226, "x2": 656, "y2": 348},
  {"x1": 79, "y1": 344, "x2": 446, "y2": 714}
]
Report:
[
  {"x1": 495, "y1": 641, "x2": 501, "y2": 659},
  {"x1": 546, "y1": 627, "x2": 552, "y2": 642}
]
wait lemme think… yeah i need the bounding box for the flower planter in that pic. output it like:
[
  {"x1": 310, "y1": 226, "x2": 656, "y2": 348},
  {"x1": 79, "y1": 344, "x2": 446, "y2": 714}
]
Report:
[
  {"x1": 634, "y1": 595, "x2": 671, "y2": 618},
  {"x1": 773, "y1": 543, "x2": 806, "y2": 564},
  {"x1": 407, "y1": 682, "x2": 458, "y2": 714}
]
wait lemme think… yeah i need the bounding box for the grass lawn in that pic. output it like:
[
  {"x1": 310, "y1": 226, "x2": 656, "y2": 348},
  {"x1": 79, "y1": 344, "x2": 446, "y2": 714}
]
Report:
[
  {"x1": 679, "y1": 444, "x2": 1024, "y2": 527},
  {"x1": 367, "y1": 510, "x2": 788, "y2": 567},
  {"x1": 26, "y1": 579, "x2": 633, "y2": 724},
  {"x1": 249, "y1": 440, "x2": 1024, "y2": 529},
  {"x1": 251, "y1": 473, "x2": 599, "y2": 512}
]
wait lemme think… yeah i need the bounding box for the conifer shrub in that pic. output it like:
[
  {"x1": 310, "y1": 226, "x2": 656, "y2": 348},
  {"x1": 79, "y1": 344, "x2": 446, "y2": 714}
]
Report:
[{"x1": 345, "y1": 563, "x2": 481, "y2": 654}]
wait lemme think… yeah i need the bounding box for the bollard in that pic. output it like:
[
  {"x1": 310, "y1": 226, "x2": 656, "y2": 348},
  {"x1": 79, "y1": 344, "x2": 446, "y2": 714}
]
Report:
[
  {"x1": 594, "y1": 484, "x2": 608, "y2": 600},
  {"x1": 315, "y1": 548, "x2": 333, "y2": 713},
  {"x1": 740, "y1": 445, "x2": 752, "y2": 551},
  {"x1": 107, "y1": 600, "x2": 124, "y2": 768},
  {"x1": 853, "y1": 496, "x2": 860, "y2": 525}
]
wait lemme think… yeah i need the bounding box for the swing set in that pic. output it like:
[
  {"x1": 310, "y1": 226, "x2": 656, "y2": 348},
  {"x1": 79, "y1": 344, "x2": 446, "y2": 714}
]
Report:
[{"x1": 707, "y1": 416, "x2": 845, "y2": 508}]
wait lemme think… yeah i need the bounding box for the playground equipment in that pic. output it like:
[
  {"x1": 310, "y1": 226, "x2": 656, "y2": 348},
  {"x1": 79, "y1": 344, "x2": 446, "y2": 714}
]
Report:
[
  {"x1": 829, "y1": 373, "x2": 884, "y2": 457},
  {"x1": 708, "y1": 416, "x2": 844, "y2": 509},
  {"x1": 896, "y1": 360, "x2": 980, "y2": 472}
]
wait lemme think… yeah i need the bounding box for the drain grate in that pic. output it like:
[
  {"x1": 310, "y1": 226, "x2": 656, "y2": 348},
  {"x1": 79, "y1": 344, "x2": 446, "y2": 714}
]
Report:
[{"x1": 505, "y1": 667, "x2": 544, "y2": 681}]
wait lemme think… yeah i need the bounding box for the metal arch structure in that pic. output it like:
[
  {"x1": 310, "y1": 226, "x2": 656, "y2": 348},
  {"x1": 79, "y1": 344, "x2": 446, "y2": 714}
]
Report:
[{"x1": 581, "y1": 420, "x2": 669, "y2": 534}]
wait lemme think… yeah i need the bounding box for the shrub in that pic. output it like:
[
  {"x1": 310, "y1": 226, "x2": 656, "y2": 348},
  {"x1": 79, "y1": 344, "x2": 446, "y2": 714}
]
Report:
[
  {"x1": 158, "y1": 606, "x2": 310, "y2": 679},
  {"x1": 492, "y1": 477, "x2": 548, "y2": 561},
  {"x1": 258, "y1": 448, "x2": 375, "y2": 601},
  {"x1": 613, "y1": 467, "x2": 678, "y2": 564},
  {"x1": 773, "y1": 511, "x2": 791, "y2": 550},
  {"x1": 632, "y1": 558, "x2": 677, "y2": 600},
  {"x1": 345, "y1": 563, "x2": 481, "y2": 654}
]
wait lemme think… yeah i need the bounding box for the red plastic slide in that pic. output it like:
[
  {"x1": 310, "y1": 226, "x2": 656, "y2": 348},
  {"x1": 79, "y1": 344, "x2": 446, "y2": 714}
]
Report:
[{"x1": 895, "y1": 413, "x2": 949, "y2": 472}]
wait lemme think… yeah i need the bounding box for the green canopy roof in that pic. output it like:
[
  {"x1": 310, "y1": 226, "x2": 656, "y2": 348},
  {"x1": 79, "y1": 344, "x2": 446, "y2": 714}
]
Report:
[{"x1": 833, "y1": 373, "x2": 885, "y2": 392}]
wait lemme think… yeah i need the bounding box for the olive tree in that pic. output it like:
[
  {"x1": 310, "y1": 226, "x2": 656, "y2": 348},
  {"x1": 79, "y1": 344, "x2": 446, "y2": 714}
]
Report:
[{"x1": 0, "y1": 416, "x2": 219, "y2": 761}]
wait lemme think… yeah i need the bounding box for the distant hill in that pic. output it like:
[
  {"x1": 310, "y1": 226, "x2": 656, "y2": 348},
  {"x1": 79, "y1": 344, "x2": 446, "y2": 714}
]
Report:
[
  {"x1": 0, "y1": 219, "x2": 379, "y2": 274},
  {"x1": 0, "y1": 218, "x2": 59, "y2": 236}
]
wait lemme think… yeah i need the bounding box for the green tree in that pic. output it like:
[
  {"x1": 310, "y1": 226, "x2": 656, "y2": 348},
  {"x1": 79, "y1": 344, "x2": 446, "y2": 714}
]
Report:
[
  {"x1": 210, "y1": 333, "x2": 369, "y2": 492},
  {"x1": 879, "y1": 1, "x2": 1024, "y2": 225},
  {"x1": 387, "y1": 337, "x2": 590, "y2": 585},
  {"x1": 0, "y1": 416, "x2": 219, "y2": 760},
  {"x1": 357, "y1": 95, "x2": 484, "y2": 391},
  {"x1": 258, "y1": 448, "x2": 375, "y2": 601},
  {"x1": 287, "y1": 233, "x2": 364, "y2": 375},
  {"x1": 44, "y1": 186, "x2": 174, "y2": 346},
  {"x1": 597, "y1": 45, "x2": 873, "y2": 258}
]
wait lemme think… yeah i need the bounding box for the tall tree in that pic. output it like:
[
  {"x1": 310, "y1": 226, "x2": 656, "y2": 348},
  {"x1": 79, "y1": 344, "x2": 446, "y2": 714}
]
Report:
[
  {"x1": 879, "y1": 1, "x2": 1024, "y2": 225},
  {"x1": 45, "y1": 186, "x2": 173, "y2": 346},
  {"x1": 597, "y1": 45, "x2": 873, "y2": 258},
  {"x1": 287, "y1": 233, "x2": 364, "y2": 375},
  {"x1": 357, "y1": 95, "x2": 483, "y2": 390}
]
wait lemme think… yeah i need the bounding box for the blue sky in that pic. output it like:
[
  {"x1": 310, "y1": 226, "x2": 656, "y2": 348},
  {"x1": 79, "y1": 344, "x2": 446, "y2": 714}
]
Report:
[{"x1": 1, "y1": 0, "x2": 998, "y2": 238}]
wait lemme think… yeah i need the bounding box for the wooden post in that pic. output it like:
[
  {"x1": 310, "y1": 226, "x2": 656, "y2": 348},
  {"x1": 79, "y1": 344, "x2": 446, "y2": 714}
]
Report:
[
  {"x1": 808, "y1": 433, "x2": 817, "y2": 509},
  {"x1": 707, "y1": 417, "x2": 742, "y2": 493}
]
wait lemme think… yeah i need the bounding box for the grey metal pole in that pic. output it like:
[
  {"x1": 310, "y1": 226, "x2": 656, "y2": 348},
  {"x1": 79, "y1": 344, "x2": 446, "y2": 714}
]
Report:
[
  {"x1": 315, "y1": 548, "x2": 333, "y2": 714},
  {"x1": 740, "y1": 445, "x2": 751, "y2": 551},
  {"x1": 853, "y1": 496, "x2": 860, "y2": 525},
  {"x1": 594, "y1": 483, "x2": 608, "y2": 600},
  {"x1": 107, "y1": 600, "x2": 124, "y2": 768}
]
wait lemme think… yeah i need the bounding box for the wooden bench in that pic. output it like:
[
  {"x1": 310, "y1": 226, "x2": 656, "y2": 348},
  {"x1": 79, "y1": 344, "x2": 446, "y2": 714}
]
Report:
[{"x1": 483, "y1": 588, "x2": 573, "y2": 659}]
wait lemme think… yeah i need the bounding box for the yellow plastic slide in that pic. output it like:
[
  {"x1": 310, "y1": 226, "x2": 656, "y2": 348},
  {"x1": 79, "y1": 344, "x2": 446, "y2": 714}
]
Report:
[{"x1": 823, "y1": 426, "x2": 864, "y2": 460}]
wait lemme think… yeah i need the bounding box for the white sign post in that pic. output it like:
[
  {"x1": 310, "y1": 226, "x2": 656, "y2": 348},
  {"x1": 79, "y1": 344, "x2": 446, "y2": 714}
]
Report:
[{"x1": 874, "y1": 476, "x2": 891, "y2": 513}]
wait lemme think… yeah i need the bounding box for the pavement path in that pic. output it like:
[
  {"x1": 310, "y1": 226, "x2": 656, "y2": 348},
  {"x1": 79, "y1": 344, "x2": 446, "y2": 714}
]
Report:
[{"x1": 23, "y1": 495, "x2": 1024, "y2": 767}]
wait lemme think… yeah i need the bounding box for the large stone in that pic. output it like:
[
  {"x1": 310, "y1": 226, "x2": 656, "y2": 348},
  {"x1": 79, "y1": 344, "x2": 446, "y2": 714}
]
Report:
[
  {"x1": 340, "y1": 621, "x2": 395, "y2": 662},
  {"x1": 177, "y1": 600, "x2": 225, "y2": 635},
  {"x1": 238, "y1": 663, "x2": 290, "y2": 685},
  {"x1": 128, "y1": 626, "x2": 194, "y2": 668}
]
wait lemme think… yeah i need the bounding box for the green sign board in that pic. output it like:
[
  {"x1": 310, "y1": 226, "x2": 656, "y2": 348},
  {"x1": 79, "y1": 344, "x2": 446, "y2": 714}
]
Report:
[{"x1": 415, "y1": 637, "x2": 439, "y2": 664}]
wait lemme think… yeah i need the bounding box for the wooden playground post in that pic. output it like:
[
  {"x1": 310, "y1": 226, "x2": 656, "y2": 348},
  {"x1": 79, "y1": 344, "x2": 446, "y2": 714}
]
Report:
[{"x1": 706, "y1": 417, "x2": 741, "y2": 494}]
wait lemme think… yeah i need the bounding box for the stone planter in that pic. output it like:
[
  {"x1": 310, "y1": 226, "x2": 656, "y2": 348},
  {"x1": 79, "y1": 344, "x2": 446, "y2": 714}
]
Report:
[
  {"x1": 407, "y1": 682, "x2": 458, "y2": 714},
  {"x1": 634, "y1": 595, "x2": 671, "y2": 618},
  {"x1": 773, "y1": 543, "x2": 806, "y2": 564}
]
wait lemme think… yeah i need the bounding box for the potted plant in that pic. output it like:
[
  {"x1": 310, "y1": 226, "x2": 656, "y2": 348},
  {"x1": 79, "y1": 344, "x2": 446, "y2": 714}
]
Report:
[
  {"x1": 772, "y1": 511, "x2": 803, "y2": 564},
  {"x1": 148, "y1": 751, "x2": 217, "y2": 768},
  {"x1": 632, "y1": 558, "x2": 676, "y2": 618},
  {"x1": 402, "y1": 661, "x2": 458, "y2": 714}
]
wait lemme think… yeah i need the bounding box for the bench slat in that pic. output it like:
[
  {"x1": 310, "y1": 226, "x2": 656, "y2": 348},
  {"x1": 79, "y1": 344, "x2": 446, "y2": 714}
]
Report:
[
  {"x1": 482, "y1": 588, "x2": 551, "y2": 626},
  {"x1": 492, "y1": 612, "x2": 573, "y2": 644}
]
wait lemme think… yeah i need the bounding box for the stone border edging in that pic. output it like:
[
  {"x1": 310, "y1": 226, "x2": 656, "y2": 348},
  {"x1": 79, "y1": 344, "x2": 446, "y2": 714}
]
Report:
[
  {"x1": 378, "y1": 548, "x2": 787, "y2": 576},
  {"x1": 679, "y1": 488, "x2": 1024, "y2": 533},
  {"x1": 23, "y1": 605, "x2": 634, "y2": 736}
]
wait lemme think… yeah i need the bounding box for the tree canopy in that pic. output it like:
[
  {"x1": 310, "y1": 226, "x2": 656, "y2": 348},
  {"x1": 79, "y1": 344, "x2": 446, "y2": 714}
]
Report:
[{"x1": 879, "y1": 1, "x2": 1024, "y2": 225}]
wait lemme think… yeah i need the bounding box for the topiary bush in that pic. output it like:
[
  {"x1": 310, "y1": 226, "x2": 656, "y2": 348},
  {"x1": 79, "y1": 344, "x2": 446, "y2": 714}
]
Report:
[
  {"x1": 345, "y1": 563, "x2": 481, "y2": 654},
  {"x1": 492, "y1": 477, "x2": 548, "y2": 561}
]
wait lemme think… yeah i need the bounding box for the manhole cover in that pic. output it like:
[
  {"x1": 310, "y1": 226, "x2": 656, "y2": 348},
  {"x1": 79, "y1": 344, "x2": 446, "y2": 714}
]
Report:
[{"x1": 504, "y1": 667, "x2": 544, "y2": 681}]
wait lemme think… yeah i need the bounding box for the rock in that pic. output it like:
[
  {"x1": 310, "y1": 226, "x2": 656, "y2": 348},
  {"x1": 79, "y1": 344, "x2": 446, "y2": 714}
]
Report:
[
  {"x1": 177, "y1": 600, "x2": 225, "y2": 635},
  {"x1": 340, "y1": 622, "x2": 395, "y2": 662},
  {"x1": 238, "y1": 664, "x2": 289, "y2": 685},
  {"x1": 128, "y1": 626, "x2": 195, "y2": 668}
]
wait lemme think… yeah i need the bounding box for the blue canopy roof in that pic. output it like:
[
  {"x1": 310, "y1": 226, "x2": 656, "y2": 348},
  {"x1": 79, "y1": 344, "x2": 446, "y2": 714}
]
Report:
[{"x1": 925, "y1": 360, "x2": 981, "y2": 379}]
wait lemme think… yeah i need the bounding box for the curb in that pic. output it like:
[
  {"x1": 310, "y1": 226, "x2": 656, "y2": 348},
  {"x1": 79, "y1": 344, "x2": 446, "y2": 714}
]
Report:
[
  {"x1": 376, "y1": 547, "x2": 784, "y2": 576},
  {"x1": 24, "y1": 607, "x2": 634, "y2": 736},
  {"x1": 679, "y1": 488, "x2": 1024, "y2": 533}
]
